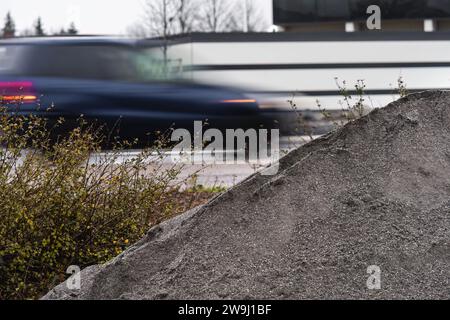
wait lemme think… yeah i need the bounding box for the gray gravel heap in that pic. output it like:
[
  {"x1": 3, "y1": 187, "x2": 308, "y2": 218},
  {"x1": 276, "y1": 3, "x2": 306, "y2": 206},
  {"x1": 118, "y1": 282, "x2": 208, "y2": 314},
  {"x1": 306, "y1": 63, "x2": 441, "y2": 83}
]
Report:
[{"x1": 44, "y1": 91, "x2": 449, "y2": 300}]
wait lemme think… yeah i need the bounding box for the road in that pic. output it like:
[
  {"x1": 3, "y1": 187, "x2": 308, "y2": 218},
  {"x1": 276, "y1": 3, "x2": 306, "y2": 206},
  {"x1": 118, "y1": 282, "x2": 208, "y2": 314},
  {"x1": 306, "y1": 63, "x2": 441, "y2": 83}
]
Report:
[{"x1": 91, "y1": 136, "x2": 319, "y2": 188}]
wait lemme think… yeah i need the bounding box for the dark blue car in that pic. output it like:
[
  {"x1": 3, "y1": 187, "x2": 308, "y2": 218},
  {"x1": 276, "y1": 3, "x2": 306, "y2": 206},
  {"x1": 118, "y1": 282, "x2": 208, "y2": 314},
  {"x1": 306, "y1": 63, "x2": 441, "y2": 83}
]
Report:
[{"x1": 0, "y1": 37, "x2": 275, "y2": 145}]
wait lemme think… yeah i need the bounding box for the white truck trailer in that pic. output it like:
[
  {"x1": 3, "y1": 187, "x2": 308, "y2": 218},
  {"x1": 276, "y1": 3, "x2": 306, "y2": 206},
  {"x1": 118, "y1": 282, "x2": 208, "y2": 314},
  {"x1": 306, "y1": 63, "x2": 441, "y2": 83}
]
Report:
[{"x1": 144, "y1": 32, "x2": 450, "y2": 112}]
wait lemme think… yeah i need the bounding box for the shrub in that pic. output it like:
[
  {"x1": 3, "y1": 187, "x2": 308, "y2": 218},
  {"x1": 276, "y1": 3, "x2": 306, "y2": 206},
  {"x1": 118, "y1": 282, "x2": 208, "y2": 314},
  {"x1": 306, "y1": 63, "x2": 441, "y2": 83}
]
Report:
[{"x1": 0, "y1": 108, "x2": 218, "y2": 299}]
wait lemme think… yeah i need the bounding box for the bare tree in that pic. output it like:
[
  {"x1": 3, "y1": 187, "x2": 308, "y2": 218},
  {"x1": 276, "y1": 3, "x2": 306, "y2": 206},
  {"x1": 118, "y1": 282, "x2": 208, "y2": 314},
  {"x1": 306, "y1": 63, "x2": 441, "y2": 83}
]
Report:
[
  {"x1": 240, "y1": 0, "x2": 269, "y2": 32},
  {"x1": 129, "y1": 0, "x2": 201, "y2": 37},
  {"x1": 130, "y1": 0, "x2": 262, "y2": 36},
  {"x1": 142, "y1": 0, "x2": 178, "y2": 38},
  {"x1": 176, "y1": 0, "x2": 201, "y2": 34},
  {"x1": 200, "y1": 0, "x2": 238, "y2": 32}
]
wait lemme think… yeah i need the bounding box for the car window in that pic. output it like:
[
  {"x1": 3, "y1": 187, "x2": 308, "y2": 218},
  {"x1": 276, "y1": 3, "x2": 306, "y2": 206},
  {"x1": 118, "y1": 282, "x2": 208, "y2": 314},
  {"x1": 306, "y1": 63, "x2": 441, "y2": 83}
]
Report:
[
  {"x1": 0, "y1": 44, "x2": 172, "y2": 83},
  {"x1": 0, "y1": 45, "x2": 24, "y2": 74}
]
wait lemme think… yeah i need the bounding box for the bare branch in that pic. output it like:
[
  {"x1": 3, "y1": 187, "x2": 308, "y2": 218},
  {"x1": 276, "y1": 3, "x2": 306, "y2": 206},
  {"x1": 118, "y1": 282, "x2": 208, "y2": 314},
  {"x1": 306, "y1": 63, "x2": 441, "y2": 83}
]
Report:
[
  {"x1": 142, "y1": 0, "x2": 178, "y2": 38},
  {"x1": 200, "y1": 0, "x2": 237, "y2": 32},
  {"x1": 177, "y1": 0, "x2": 201, "y2": 34},
  {"x1": 238, "y1": 0, "x2": 269, "y2": 32}
]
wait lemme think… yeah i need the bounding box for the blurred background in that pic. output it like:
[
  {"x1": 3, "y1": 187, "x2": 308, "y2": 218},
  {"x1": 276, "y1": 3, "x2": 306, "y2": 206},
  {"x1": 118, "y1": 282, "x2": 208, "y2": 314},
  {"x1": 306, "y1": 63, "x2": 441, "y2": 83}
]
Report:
[{"x1": 1, "y1": 0, "x2": 450, "y2": 185}]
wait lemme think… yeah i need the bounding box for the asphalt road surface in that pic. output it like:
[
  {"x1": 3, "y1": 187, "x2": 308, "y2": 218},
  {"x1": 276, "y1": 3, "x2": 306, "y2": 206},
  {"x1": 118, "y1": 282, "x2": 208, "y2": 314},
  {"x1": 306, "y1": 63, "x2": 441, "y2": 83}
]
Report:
[{"x1": 92, "y1": 136, "x2": 319, "y2": 188}]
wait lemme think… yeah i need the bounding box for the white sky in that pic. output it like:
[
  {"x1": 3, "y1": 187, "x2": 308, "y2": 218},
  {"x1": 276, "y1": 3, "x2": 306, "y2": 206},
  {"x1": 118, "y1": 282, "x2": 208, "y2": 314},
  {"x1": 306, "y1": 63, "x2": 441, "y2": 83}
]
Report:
[{"x1": 0, "y1": 0, "x2": 273, "y2": 35}]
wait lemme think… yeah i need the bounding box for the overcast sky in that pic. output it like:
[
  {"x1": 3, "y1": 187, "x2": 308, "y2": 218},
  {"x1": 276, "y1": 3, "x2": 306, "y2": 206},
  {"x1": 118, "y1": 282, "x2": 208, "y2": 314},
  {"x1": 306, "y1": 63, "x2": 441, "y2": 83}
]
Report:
[{"x1": 0, "y1": 0, "x2": 273, "y2": 35}]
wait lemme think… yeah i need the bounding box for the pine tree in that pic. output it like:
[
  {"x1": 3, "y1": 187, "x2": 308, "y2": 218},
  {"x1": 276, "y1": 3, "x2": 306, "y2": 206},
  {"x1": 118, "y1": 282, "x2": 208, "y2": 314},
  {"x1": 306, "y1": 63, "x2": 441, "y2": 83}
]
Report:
[
  {"x1": 57, "y1": 28, "x2": 67, "y2": 36},
  {"x1": 2, "y1": 12, "x2": 16, "y2": 38},
  {"x1": 67, "y1": 22, "x2": 78, "y2": 35},
  {"x1": 34, "y1": 17, "x2": 45, "y2": 36}
]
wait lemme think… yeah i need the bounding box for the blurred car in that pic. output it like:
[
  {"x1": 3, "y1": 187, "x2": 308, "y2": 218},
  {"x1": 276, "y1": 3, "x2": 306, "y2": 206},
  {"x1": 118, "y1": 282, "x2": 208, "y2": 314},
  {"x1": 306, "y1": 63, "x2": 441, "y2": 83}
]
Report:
[{"x1": 0, "y1": 37, "x2": 276, "y2": 146}]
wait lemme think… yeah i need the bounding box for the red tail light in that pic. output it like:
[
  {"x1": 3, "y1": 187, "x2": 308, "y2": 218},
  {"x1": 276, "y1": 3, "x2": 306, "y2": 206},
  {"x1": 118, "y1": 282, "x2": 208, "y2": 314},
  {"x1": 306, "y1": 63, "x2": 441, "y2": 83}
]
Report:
[
  {"x1": 221, "y1": 99, "x2": 256, "y2": 104},
  {"x1": 0, "y1": 81, "x2": 37, "y2": 104}
]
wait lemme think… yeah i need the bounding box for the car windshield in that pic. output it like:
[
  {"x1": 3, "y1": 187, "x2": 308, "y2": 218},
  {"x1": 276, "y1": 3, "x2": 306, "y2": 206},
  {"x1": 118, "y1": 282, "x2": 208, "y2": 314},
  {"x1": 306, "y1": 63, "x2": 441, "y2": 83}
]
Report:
[{"x1": 0, "y1": 44, "x2": 175, "y2": 82}]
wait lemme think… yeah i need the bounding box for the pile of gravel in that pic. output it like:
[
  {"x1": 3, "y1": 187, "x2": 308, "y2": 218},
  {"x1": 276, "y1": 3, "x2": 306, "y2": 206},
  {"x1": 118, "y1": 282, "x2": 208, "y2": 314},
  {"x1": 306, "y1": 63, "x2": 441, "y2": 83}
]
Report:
[{"x1": 44, "y1": 91, "x2": 449, "y2": 300}]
